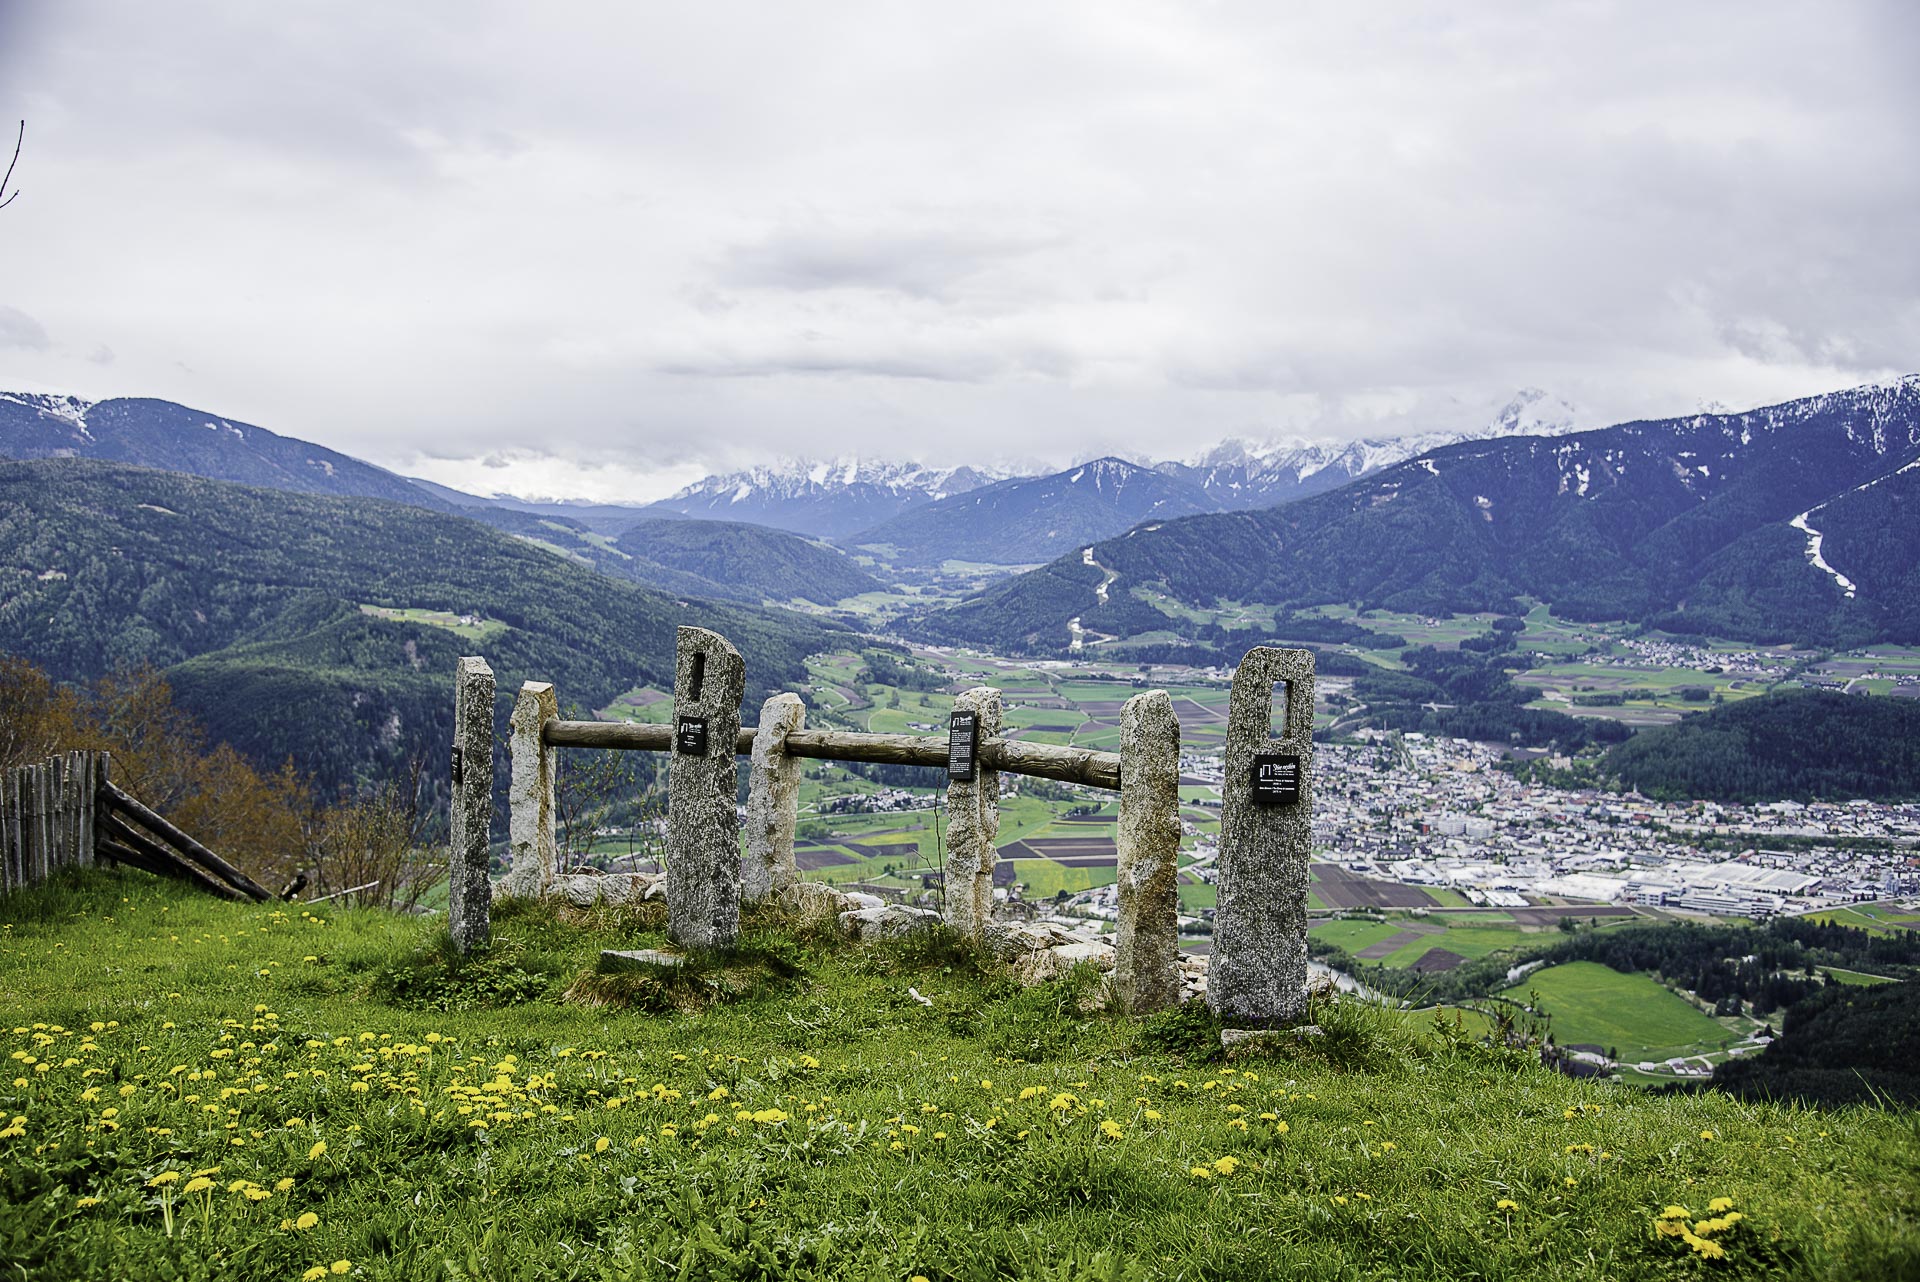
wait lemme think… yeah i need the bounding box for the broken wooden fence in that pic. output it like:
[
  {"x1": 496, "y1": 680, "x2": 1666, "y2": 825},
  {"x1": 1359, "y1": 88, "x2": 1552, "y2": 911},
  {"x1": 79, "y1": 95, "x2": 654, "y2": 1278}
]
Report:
[{"x1": 0, "y1": 750, "x2": 273, "y2": 902}]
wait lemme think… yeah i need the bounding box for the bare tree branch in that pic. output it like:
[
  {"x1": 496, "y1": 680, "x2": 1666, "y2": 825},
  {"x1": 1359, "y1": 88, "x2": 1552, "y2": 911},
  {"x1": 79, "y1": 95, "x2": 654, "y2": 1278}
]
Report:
[{"x1": 0, "y1": 120, "x2": 22, "y2": 210}]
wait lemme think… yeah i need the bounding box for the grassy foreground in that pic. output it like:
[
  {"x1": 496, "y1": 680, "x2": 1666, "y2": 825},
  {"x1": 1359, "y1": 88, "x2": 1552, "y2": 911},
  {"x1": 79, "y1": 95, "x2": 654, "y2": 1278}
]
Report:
[{"x1": 2, "y1": 872, "x2": 1917, "y2": 1281}]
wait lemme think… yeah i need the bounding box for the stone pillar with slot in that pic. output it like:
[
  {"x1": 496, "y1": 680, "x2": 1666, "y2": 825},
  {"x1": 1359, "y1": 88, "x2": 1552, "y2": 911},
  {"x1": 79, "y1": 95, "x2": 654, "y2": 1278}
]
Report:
[
  {"x1": 1208, "y1": 646, "x2": 1315, "y2": 1024},
  {"x1": 666, "y1": 626, "x2": 747, "y2": 950},
  {"x1": 742, "y1": 692, "x2": 806, "y2": 906},
  {"x1": 942, "y1": 686, "x2": 1001, "y2": 937},
  {"x1": 500, "y1": 681, "x2": 559, "y2": 899},
  {"x1": 1113, "y1": 689, "x2": 1182, "y2": 1013},
  {"x1": 448, "y1": 656, "x2": 496, "y2": 953}
]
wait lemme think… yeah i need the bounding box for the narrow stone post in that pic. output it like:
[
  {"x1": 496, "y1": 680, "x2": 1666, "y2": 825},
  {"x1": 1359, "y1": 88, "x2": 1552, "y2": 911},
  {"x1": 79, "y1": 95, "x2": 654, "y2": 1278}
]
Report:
[
  {"x1": 742, "y1": 692, "x2": 805, "y2": 906},
  {"x1": 942, "y1": 686, "x2": 1002, "y2": 937},
  {"x1": 1114, "y1": 689, "x2": 1182, "y2": 1014},
  {"x1": 449, "y1": 656, "x2": 496, "y2": 953},
  {"x1": 501, "y1": 681, "x2": 559, "y2": 899},
  {"x1": 666, "y1": 626, "x2": 747, "y2": 950},
  {"x1": 1208, "y1": 647, "x2": 1316, "y2": 1024}
]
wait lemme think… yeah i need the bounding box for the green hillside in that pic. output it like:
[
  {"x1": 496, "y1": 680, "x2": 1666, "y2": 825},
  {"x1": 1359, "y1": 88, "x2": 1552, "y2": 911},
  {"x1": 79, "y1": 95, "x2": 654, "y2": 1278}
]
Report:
[
  {"x1": 1603, "y1": 689, "x2": 1920, "y2": 802},
  {"x1": 614, "y1": 517, "x2": 884, "y2": 605},
  {"x1": 3, "y1": 871, "x2": 1916, "y2": 1280},
  {"x1": 0, "y1": 459, "x2": 847, "y2": 794}
]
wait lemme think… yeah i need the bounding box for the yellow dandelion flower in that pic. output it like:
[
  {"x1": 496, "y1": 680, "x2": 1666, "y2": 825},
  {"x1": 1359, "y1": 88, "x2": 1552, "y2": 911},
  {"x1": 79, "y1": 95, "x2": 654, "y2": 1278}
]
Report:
[
  {"x1": 594, "y1": 1136, "x2": 610, "y2": 1153},
  {"x1": 307, "y1": 1140, "x2": 327, "y2": 1161},
  {"x1": 296, "y1": 1212, "x2": 319, "y2": 1230},
  {"x1": 275, "y1": 1178, "x2": 296, "y2": 1193},
  {"x1": 76, "y1": 1196, "x2": 101, "y2": 1208},
  {"x1": 1708, "y1": 1197, "x2": 1735, "y2": 1212},
  {"x1": 147, "y1": 1171, "x2": 180, "y2": 1187},
  {"x1": 1657, "y1": 1205, "x2": 1691, "y2": 1220},
  {"x1": 1496, "y1": 1199, "x2": 1518, "y2": 1212},
  {"x1": 1189, "y1": 1166, "x2": 1213, "y2": 1179},
  {"x1": 1212, "y1": 1157, "x2": 1240, "y2": 1176},
  {"x1": 302, "y1": 1269, "x2": 329, "y2": 1282},
  {"x1": 1700, "y1": 1130, "x2": 1714, "y2": 1140},
  {"x1": 331, "y1": 1263, "x2": 352, "y2": 1276}
]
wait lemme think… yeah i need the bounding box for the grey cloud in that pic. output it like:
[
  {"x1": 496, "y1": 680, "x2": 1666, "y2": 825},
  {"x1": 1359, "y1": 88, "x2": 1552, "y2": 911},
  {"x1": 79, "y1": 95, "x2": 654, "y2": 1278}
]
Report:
[
  {"x1": 0, "y1": 2, "x2": 1913, "y2": 489},
  {"x1": 718, "y1": 225, "x2": 1058, "y2": 301},
  {"x1": 0, "y1": 305, "x2": 49, "y2": 350}
]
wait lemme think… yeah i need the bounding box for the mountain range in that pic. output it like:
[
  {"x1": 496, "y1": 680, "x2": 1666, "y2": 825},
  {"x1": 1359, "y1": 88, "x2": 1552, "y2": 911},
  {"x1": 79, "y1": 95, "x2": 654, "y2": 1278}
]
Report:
[
  {"x1": 0, "y1": 391, "x2": 888, "y2": 608},
  {"x1": 846, "y1": 456, "x2": 1217, "y2": 567},
  {"x1": 918, "y1": 377, "x2": 1920, "y2": 652},
  {"x1": 641, "y1": 459, "x2": 1005, "y2": 539}
]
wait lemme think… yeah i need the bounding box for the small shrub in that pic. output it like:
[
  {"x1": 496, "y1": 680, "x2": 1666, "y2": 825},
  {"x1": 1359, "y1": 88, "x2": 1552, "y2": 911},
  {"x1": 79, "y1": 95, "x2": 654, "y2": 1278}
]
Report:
[
  {"x1": 1136, "y1": 997, "x2": 1224, "y2": 1061},
  {"x1": 370, "y1": 932, "x2": 561, "y2": 1011}
]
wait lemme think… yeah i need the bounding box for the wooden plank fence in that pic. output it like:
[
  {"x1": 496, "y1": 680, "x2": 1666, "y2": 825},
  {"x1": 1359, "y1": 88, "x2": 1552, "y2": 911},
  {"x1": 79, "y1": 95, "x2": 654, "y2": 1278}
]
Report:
[{"x1": 0, "y1": 751, "x2": 272, "y2": 902}]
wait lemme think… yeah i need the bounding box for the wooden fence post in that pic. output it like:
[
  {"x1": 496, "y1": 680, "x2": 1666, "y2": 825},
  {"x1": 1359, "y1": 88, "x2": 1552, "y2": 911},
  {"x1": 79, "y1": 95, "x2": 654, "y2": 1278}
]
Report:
[
  {"x1": 943, "y1": 686, "x2": 1002, "y2": 938},
  {"x1": 449, "y1": 656, "x2": 496, "y2": 953},
  {"x1": 502, "y1": 680, "x2": 559, "y2": 899},
  {"x1": 742, "y1": 692, "x2": 806, "y2": 906},
  {"x1": 1, "y1": 767, "x2": 15, "y2": 892}
]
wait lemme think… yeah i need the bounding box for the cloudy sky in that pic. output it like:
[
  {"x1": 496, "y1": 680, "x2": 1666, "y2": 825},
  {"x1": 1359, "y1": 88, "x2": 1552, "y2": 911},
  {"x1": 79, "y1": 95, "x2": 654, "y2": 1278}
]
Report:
[{"x1": 2, "y1": 2, "x2": 1915, "y2": 502}]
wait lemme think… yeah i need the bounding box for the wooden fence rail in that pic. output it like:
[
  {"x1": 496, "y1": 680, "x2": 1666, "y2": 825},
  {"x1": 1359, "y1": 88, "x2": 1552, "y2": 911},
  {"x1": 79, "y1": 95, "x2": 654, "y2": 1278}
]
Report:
[
  {"x1": 0, "y1": 751, "x2": 272, "y2": 902},
  {"x1": 540, "y1": 719, "x2": 1123, "y2": 790}
]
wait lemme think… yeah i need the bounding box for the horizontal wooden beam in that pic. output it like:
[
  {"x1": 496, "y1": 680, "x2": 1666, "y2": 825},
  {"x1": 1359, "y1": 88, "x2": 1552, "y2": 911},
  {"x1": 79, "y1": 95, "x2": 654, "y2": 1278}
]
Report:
[{"x1": 541, "y1": 719, "x2": 1121, "y2": 791}]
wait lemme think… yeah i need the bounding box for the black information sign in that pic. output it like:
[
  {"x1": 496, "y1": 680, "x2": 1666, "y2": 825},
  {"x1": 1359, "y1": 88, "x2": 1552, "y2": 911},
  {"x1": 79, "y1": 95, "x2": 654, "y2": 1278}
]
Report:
[
  {"x1": 947, "y1": 710, "x2": 979, "y2": 782},
  {"x1": 1251, "y1": 752, "x2": 1302, "y2": 806},
  {"x1": 450, "y1": 745, "x2": 463, "y2": 785},
  {"x1": 676, "y1": 716, "x2": 710, "y2": 757}
]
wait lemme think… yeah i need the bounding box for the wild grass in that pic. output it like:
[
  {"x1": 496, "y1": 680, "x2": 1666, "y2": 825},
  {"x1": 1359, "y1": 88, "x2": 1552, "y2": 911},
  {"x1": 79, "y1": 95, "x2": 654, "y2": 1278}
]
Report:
[{"x1": 2, "y1": 868, "x2": 1916, "y2": 1280}]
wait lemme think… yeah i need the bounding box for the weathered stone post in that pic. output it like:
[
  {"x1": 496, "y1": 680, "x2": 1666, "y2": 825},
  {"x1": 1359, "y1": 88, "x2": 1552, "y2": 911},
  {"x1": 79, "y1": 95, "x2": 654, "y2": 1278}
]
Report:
[
  {"x1": 1208, "y1": 647, "x2": 1315, "y2": 1024},
  {"x1": 449, "y1": 656, "x2": 496, "y2": 953},
  {"x1": 1114, "y1": 689, "x2": 1182, "y2": 1013},
  {"x1": 500, "y1": 681, "x2": 559, "y2": 899},
  {"x1": 666, "y1": 626, "x2": 747, "y2": 950},
  {"x1": 942, "y1": 686, "x2": 1001, "y2": 937},
  {"x1": 742, "y1": 692, "x2": 805, "y2": 906}
]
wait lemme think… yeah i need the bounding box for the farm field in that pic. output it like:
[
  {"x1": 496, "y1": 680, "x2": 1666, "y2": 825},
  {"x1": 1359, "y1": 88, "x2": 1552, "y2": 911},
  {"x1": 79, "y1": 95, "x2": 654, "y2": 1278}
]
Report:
[
  {"x1": 1502, "y1": 962, "x2": 1739, "y2": 1066},
  {"x1": 5, "y1": 873, "x2": 1916, "y2": 1280},
  {"x1": 355, "y1": 605, "x2": 505, "y2": 643},
  {"x1": 1820, "y1": 966, "x2": 1897, "y2": 986},
  {"x1": 1799, "y1": 903, "x2": 1920, "y2": 936}
]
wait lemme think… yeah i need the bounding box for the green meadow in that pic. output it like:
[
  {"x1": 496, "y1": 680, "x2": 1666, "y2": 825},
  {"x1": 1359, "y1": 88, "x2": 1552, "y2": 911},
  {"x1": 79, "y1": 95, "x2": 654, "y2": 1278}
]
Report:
[{"x1": 4, "y1": 871, "x2": 1919, "y2": 1281}]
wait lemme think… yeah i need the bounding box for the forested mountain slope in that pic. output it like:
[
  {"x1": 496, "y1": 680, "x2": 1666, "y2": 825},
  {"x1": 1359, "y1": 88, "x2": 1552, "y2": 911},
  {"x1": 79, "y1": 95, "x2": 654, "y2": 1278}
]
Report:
[
  {"x1": 918, "y1": 378, "x2": 1920, "y2": 651},
  {"x1": 614, "y1": 517, "x2": 883, "y2": 605},
  {"x1": 1602, "y1": 690, "x2": 1920, "y2": 803},
  {"x1": 0, "y1": 459, "x2": 846, "y2": 795}
]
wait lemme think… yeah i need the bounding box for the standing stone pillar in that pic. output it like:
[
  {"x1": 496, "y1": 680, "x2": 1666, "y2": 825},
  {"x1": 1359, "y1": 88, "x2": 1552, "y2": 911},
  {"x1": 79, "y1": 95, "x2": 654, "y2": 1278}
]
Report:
[
  {"x1": 500, "y1": 681, "x2": 559, "y2": 899},
  {"x1": 449, "y1": 657, "x2": 496, "y2": 953},
  {"x1": 1208, "y1": 647, "x2": 1315, "y2": 1024},
  {"x1": 1114, "y1": 689, "x2": 1182, "y2": 1014},
  {"x1": 666, "y1": 626, "x2": 746, "y2": 950},
  {"x1": 742, "y1": 692, "x2": 805, "y2": 906},
  {"x1": 942, "y1": 686, "x2": 1001, "y2": 937}
]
